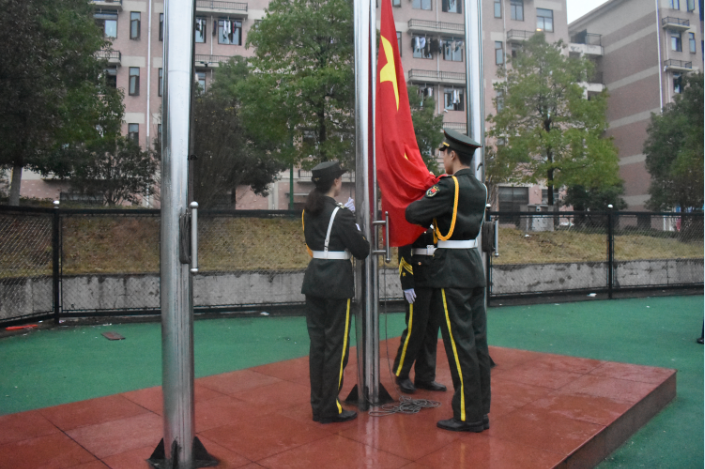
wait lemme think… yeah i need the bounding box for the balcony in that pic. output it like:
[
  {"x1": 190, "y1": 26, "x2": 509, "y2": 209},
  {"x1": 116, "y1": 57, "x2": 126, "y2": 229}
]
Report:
[
  {"x1": 407, "y1": 19, "x2": 464, "y2": 36},
  {"x1": 195, "y1": 54, "x2": 233, "y2": 67},
  {"x1": 443, "y1": 122, "x2": 467, "y2": 133},
  {"x1": 96, "y1": 50, "x2": 121, "y2": 65},
  {"x1": 407, "y1": 69, "x2": 465, "y2": 86},
  {"x1": 568, "y1": 32, "x2": 603, "y2": 56},
  {"x1": 506, "y1": 29, "x2": 535, "y2": 43},
  {"x1": 662, "y1": 16, "x2": 690, "y2": 31},
  {"x1": 664, "y1": 59, "x2": 693, "y2": 72},
  {"x1": 196, "y1": 0, "x2": 248, "y2": 17},
  {"x1": 91, "y1": 0, "x2": 122, "y2": 10}
]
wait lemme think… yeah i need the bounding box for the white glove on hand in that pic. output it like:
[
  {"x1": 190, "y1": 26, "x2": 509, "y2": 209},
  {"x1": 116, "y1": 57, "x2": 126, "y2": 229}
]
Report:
[
  {"x1": 403, "y1": 288, "x2": 416, "y2": 304},
  {"x1": 344, "y1": 197, "x2": 356, "y2": 213}
]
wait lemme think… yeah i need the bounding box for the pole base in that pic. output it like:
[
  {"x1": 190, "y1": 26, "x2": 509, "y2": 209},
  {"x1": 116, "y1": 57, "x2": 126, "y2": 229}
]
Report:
[
  {"x1": 147, "y1": 437, "x2": 218, "y2": 468},
  {"x1": 344, "y1": 383, "x2": 395, "y2": 406}
]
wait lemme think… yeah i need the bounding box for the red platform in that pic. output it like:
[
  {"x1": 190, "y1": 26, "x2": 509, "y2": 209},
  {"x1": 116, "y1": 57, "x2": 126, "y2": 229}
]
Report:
[{"x1": 0, "y1": 343, "x2": 675, "y2": 469}]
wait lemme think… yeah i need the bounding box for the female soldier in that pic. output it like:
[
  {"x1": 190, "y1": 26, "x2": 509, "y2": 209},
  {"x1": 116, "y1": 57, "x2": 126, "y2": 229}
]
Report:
[{"x1": 301, "y1": 161, "x2": 370, "y2": 424}]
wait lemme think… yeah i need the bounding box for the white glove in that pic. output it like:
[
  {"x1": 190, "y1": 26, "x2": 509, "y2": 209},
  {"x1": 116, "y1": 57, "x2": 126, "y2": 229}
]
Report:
[
  {"x1": 344, "y1": 197, "x2": 355, "y2": 214},
  {"x1": 355, "y1": 223, "x2": 361, "y2": 231},
  {"x1": 403, "y1": 288, "x2": 416, "y2": 304}
]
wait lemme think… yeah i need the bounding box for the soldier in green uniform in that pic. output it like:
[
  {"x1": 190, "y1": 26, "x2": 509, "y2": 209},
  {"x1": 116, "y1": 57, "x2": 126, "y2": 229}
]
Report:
[
  {"x1": 393, "y1": 229, "x2": 447, "y2": 394},
  {"x1": 301, "y1": 161, "x2": 370, "y2": 424},
  {"x1": 406, "y1": 129, "x2": 491, "y2": 432}
]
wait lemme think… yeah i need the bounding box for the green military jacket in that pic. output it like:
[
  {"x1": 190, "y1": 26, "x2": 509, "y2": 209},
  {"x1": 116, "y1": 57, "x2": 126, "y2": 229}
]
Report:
[
  {"x1": 301, "y1": 197, "x2": 370, "y2": 299},
  {"x1": 398, "y1": 229, "x2": 435, "y2": 290},
  {"x1": 406, "y1": 168, "x2": 487, "y2": 289}
]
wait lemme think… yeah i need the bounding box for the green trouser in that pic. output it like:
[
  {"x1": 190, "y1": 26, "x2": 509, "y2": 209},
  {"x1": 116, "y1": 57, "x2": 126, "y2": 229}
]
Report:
[
  {"x1": 433, "y1": 286, "x2": 491, "y2": 422},
  {"x1": 305, "y1": 295, "x2": 352, "y2": 420},
  {"x1": 392, "y1": 286, "x2": 440, "y2": 383}
]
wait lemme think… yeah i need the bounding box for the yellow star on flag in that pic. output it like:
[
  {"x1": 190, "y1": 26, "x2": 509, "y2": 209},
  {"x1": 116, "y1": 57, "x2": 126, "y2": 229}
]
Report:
[{"x1": 379, "y1": 36, "x2": 399, "y2": 111}]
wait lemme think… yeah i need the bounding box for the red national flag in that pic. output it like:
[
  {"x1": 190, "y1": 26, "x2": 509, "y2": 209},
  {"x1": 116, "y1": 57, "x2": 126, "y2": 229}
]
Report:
[{"x1": 376, "y1": 0, "x2": 439, "y2": 247}]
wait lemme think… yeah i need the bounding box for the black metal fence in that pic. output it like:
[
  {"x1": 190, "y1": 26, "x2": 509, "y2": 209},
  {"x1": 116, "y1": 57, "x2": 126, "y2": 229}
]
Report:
[{"x1": 0, "y1": 206, "x2": 702, "y2": 326}]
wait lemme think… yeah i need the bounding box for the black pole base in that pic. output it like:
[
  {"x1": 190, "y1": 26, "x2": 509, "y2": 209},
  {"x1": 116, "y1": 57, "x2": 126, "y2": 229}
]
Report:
[
  {"x1": 147, "y1": 437, "x2": 218, "y2": 469},
  {"x1": 344, "y1": 383, "x2": 395, "y2": 406}
]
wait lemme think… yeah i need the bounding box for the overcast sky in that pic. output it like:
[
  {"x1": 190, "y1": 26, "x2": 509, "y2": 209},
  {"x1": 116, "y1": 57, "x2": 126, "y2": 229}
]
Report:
[{"x1": 566, "y1": 0, "x2": 612, "y2": 24}]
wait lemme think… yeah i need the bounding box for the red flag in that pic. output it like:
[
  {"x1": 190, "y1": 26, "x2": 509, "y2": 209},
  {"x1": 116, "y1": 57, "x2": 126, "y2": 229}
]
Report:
[{"x1": 376, "y1": 0, "x2": 439, "y2": 247}]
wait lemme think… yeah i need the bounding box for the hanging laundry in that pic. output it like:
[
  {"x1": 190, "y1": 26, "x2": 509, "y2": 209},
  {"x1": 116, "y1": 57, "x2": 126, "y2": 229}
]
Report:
[
  {"x1": 453, "y1": 90, "x2": 460, "y2": 104},
  {"x1": 419, "y1": 37, "x2": 426, "y2": 49},
  {"x1": 213, "y1": 20, "x2": 217, "y2": 36}
]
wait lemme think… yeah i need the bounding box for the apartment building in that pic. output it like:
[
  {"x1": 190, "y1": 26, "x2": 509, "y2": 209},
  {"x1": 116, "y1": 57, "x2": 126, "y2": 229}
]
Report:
[
  {"x1": 16, "y1": 0, "x2": 592, "y2": 210},
  {"x1": 569, "y1": 0, "x2": 703, "y2": 211}
]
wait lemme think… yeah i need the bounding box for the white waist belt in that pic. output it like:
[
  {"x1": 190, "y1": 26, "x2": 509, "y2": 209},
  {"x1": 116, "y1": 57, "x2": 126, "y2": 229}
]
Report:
[
  {"x1": 312, "y1": 250, "x2": 351, "y2": 260},
  {"x1": 413, "y1": 246, "x2": 436, "y2": 256},
  {"x1": 437, "y1": 239, "x2": 478, "y2": 249}
]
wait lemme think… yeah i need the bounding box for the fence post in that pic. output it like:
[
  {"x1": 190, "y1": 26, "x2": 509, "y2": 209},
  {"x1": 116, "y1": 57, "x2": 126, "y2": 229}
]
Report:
[
  {"x1": 607, "y1": 204, "x2": 614, "y2": 299},
  {"x1": 52, "y1": 200, "x2": 61, "y2": 324},
  {"x1": 485, "y1": 205, "x2": 492, "y2": 307}
]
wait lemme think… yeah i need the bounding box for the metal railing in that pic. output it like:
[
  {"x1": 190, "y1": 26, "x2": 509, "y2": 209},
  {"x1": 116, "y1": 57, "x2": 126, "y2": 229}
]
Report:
[
  {"x1": 407, "y1": 69, "x2": 465, "y2": 83},
  {"x1": 507, "y1": 29, "x2": 534, "y2": 42},
  {"x1": 443, "y1": 122, "x2": 467, "y2": 132},
  {"x1": 662, "y1": 16, "x2": 690, "y2": 28},
  {"x1": 0, "y1": 206, "x2": 701, "y2": 326},
  {"x1": 196, "y1": 0, "x2": 248, "y2": 13},
  {"x1": 96, "y1": 50, "x2": 121, "y2": 62},
  {"x1": 407, "y1": 19, "x2": 464, "y2": 33},
  {"x1": 664, "y1": 59, "x2": 693, "y2": 70},
  {"x1": 194, "y1": 54, "x2": 232, "y2": 66}
]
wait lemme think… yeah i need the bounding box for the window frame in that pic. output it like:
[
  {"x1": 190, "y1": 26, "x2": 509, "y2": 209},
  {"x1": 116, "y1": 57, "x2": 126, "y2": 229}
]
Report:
[
  {"x1": 536, "y1": 8, "x2": 553, "y2": 32},
  {"x1": 392, "y1": 0, "x2": 401, "y2": 6},
  {"x1": 196, "y1": 71, "x2": 206, "y2": 92},
  {"x1": 159, "y1": 14, "x2": 164, "y2": 41},
  {"x1": 396, "y1": 31, "x2": 402, "y2": 57},
  {"x1": 412, "y1": 35, "x2": 433, "y2": 59},
  {"x1": 443, "y1": 37, "x2": 463, "y2": 62},
  {"x1": 687, "y1": 0, "x2": 695, "y2": 11},
  {"x1": 195, "y1": 17, "x2": 206, "y2": 43},
  {"x1": 129, "y1": 67, "x2": 140, "y2": 96},
  {"x1": 218, "y1": 18, "x2": 242, "y2": 45},
  {"x1": 670, "y1": 0, "x2": 680, "y2": 9},
  {"x1": 412, "y1": 0, "x2": 432, "y2": 11},
  {"x1": 441, "y1": 0, "x2": 461, "y2": 14},
  {"x1": 689, "y1": 32, "x2": 696, "y2": 53},
  {"x1": 495, "y1": 41, "x2": 504, "y2": 65},
  {"x1": 443, "y1": 88, "x2": 464, "y2": 111},
  {"x1": 128, "y1": 124, "x2": 139, "y2": 145},
  {"x1": 105, "y1": 67, "x2": 117, "y2": 89},
  {"x1": 158, "y1": 68, "x2": 163, "y2": 97},
  {"x1": 671, "y1": 31, "x2": 682, "y2": 51},
  {"x1": 510, "y1": 0, "x2": 524, "y2": 21},
  {"x1": 130, "y1": 12, "x2": 141, "y2": 39},
  {"x1": 494, "y1": 0, "x2": 502, "y2": 18},
  {"x1": 673, "y1": 72, "x2": 683, "y2": 93}
]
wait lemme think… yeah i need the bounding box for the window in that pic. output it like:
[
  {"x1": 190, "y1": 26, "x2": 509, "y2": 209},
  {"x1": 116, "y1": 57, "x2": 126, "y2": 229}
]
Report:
[
  {"x1": 670, "y1": 0, "x2": 680, "y2": 9},
  {"x1": 159, "y1": 14, "x2": 163, "y2": 41},
  {"x1": 494, "y1": 0, "x2": 502, "y2": 18},
  {"x1": 689, "y1": 32, "x2": 696, "y2": 52},
  {"x1": 130, "y1": 12, "x2": 140, "y2": 39},
  {"x1": 195, "y1": 17, "x2": 206, "y2": 43},
  {"x1": 495, "y1": 41, "x2": 504, "y2": 64},
  {"x1": 496, "y1": 90, "x2": 505, "y2": 111},
  {"x1": 129, "y1": 67, "x2": 140, "y2": 95},
  {"x1": 412, "y1": 36, "x2": 433, "y2": 58},
  {"x1": 673, "y1": 72, "x2": 683, "y2": 93},
  {"x1": 671, "y1": 31, "x2": 682, "y2": 51},
  {"x1": 196, "y1": 71, "x2": 206, "y2": 92},
  {"x1": 158, "y1": 68, "x2": 163, "y2": 97},
  {"x1": 94, "y1": 11, "x2": 118, "y2": 38},
  {"x1": 443, "y1": 38, "x2": 463, "y2": 61},
  {"x1": 157, "y1": 124, "x2": 162, "y2": 144},
  {"x1": 511, "y1": 43, "x2": 521, "y2": 58},
  {"x1": 128, "y1": 124, "x2": 139, "y2": 145},
  {"x1": 396, "y1": 31, "x2": 402, "y2": 57},
  {"x1": 510, "y1": 0, "x2": 523, "y2": 21},
  {"x1": 105, "y1": 67, "x2": 117, "y2": 88},
  {"x1": 498, "y1": 186, "x2": 528, "y2": 223},
  {"x1": 687, "y1": 0, "x2": 695, "y2": 11},
  {"x1": 541, "y1": 188, "x2": 559, "y2": 205},
  {"x1": 412, "y1": 0, "x2": 432, "y2": 10},
  {"x1": 444, "y1": 88, "x2": 464, "y2": 111},
  {"x1": 536, "y1": 8, "x2": 553, "y2": 32},
  {"x1": 442, "y1": 0, "x2": 461, "y2": 13},
  {"x1": 218, "y1": 19, "x2": 242, "y2": 45},
  {"x1": 392, "y1": 0, "x2": 401, "y2": 6}
]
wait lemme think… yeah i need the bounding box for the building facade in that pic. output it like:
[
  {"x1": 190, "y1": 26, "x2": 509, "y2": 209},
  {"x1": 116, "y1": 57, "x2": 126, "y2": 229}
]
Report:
[
  {"x1": 14, "y1": 0, "x2": 600, "y2": 210},
  {"x1": 569, "y1": 0, "x2": 703, "y2": 211}
]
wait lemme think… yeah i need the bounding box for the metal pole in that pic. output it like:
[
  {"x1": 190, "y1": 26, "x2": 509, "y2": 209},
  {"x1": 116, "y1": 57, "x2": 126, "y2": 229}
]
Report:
[
  {"x1": 353, "y1": 0, "x2": 375, "y2": 410},
  {"x1": 607, "y1": 204, "x2": 614, "y2": 299},
  {"x1": 52, "y1": 200, "x2": 60, "y2": 325},
  {"x1": 160, "y1": 0, "x2": 196, "y2": 465}
]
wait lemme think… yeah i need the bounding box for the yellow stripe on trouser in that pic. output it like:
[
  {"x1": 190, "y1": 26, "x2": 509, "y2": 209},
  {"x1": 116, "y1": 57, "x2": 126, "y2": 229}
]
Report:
[
  {"x1": 336, "y1": 299, "x2": 351, "y2": 413},
  {"x1": 442, "y1": 288, "x2": 465, "y2": 421},
  {"x1": 395, "y1": 303, "x2": 414, "y2": 376}
]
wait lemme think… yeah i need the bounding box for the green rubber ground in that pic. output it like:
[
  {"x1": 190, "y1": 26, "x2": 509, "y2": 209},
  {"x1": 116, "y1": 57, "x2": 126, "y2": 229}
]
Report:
[{"x1": 0, "y1": 295, "x2": 702, "y2": 467}]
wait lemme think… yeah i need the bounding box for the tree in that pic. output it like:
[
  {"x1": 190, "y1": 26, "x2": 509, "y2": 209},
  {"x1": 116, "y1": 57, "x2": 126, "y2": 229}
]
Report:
[
  {"x1": 0, "y1": 0, "x2": 123, "y2": 205},
  {"x1": 191, "y1": 89, "x2": 286, "y2": 209},
  {"x1": 50, "y1": 137, "x2": 157, "y2": 206},
  {"x1": 486, "y1": 33, "x2": 622, "y2": 206},
  {"x1": 643, "y1": 72, "x2": 704, "y2": 211},
  {"x1": 408, "y1": 86, "x2": 444, "y2": 175},
  {"x1": 563, "y1": 184, "x2": 627, "y2": 212},
  {"x1": 229, "y1": 0, "x2": 356, "y2": 169}
]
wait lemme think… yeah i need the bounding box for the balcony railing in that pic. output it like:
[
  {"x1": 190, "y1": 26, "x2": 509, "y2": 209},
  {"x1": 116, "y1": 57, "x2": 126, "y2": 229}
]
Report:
[
  {"x1": 662, "y1": 16, "x2": 690, "y2": 30},
  {"x1": 443, "y1": 122, "x2": 467, "y2": 133},
  {"x1": 96, "y1": 50, "x2": 121, "y2": 64},
  {"x1": 196, "y1": 0, "x2": 248, "y2": 15},
  {"x1": 507, "y1": 29, "x2": 535, "y2": 42},
  {"x1": 91, "y1": 0, "x2": 122, "y2": 8},
  {"x1": 664, "y1": 59, "x2": 693, "y2": 71},
  {"x1": 195, "y1": 54, "x2": 233, "y2": 67},
  {"x1": 407, "y1": 69, "x2": 465, "y2": 85},
  {"x1": 570, "y1": 32, "x2": 602, "y2": 46},
  {"x1": 407, "y1": 19, "x2": 464, "y2": 34}
]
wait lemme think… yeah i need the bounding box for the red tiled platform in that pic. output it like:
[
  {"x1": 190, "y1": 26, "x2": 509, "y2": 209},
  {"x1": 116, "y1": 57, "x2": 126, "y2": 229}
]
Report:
[{"x1": 0, "y1": 343, "x2": 675, "y2": 469}]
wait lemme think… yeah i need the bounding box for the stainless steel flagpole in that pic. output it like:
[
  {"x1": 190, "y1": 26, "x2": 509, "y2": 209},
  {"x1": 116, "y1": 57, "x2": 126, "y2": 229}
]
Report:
[{"x1": 464, "y1": 0, "x2": 485, "y2": 181}]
